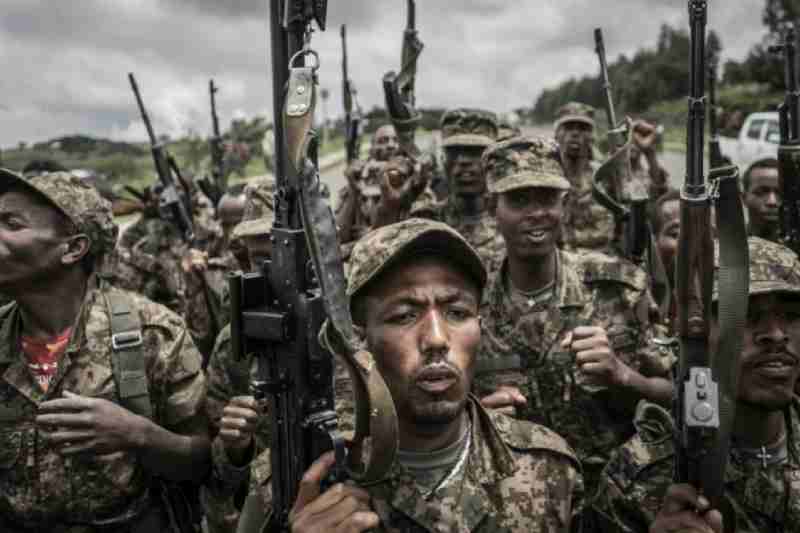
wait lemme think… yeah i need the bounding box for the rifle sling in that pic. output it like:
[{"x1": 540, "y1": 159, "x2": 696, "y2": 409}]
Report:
[
  {"x1": 103, "y1": 290, "x2": 152, "y2": 420},
  {"x1": 285, "y1": 62, "x2": 399, "y2": 485},
  {"x1": 709, "y1": 165, "x2": 749, "y2": 504}
]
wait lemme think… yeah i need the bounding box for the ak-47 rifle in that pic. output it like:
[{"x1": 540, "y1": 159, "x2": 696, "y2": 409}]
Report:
[
  {"x1": 341, "y1": 25, "x2": 362, "y2": 165},
  {"x1": 592, "y1": 28, "x2": 649, "y2": 263},
  {"x1": 383, "y1": 0, "x2": 424, "y2": 151},
  {"x1": 674, "y1": 0, "x2": 749, "y2": 511},
  {"x1": 208, "y1": 79, "x2": 226, "y2": 203},
  {"x1": 769, "y1": 26, "x2": 800, "y2": 255},
  {"x1": 128, "y1": 73, "x2": 195, "y2": 241},
  {"x1": 232, "y1": 2, "x2": 398, "y2": 531},
  {"x1": 707, "y1": 49, "x2": 729, "y2": 169}
]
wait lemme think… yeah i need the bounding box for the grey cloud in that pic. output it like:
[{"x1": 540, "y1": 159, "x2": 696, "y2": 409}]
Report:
[{"x1": 0, "y1": 0, "x2": 768, "y2": 148}]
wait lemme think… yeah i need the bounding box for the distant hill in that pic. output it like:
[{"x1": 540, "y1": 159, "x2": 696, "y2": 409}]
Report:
[{"x1": 31, "y1": 135, "x2": 146, "y2": 157}]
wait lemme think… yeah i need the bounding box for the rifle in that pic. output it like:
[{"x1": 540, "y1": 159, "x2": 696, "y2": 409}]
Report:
[
  {"x1": 207, "y1": 78, "x2": 227, "y2": 204},
  {"x1": 591, "y1": 28, "x2": 649, "y2": 263},
  {"x1": 128, "y1": 73, "x2": 195, "y2": 242},
  {"x1": 383, "y1": 0, "x2": 424, "y2": 151},
  {"x1": 674, "y1": 0, "x2": 749, "y2": 511},
  {"x1": 769, "y1": 26, "x2": 800, "y2": 255},
  {"x1": 707, "y1": 49, "x2": 729, "y2": 168},
  {"x1": 341, "y1": 25, "x2": 362, "y2": 165},
  {"x1": 231, "y1": 2, "x2": 398, "y2": 530}
]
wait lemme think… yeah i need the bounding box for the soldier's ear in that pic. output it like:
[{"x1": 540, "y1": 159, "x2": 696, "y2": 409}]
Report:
[{"x1": 61, "y1": 234, "x2": 91, "y2": 267}]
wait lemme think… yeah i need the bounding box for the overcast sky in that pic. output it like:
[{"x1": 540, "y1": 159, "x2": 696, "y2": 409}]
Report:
[{"x1": 0, "y1": 0, "x2": 766, "y2": 148}]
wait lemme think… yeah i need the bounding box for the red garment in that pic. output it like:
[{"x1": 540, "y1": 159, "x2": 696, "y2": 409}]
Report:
[{"x1": 20, "y1": 328, "x2": 71, "y2": 392}]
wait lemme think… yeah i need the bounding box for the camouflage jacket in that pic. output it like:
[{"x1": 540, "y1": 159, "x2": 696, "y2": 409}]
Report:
[
  {"x1": 474, "y1": 250, "x2": 670, "y2": 494},
  {"x1": 250, "y1": 397, "x2": 585, "y2": 533},
  {"x1": 562, "y1": 161, "x2": 615, "y2": 254},
  {"x1": 0, "y1": 286, "x2": 205, "y2": 529},
  {"x1": 410, "y1": 197, "x2": 505, "y2": 274},
  {"x1": 202, "y1": 325, "x2": 355, "y2": 533},
  {"x1": 590, "y1": 399, "x2": 800, "y2": 533}
]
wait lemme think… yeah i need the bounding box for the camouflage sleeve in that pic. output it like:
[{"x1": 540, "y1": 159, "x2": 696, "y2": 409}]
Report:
[
  {"x1": 139, "y1": 298, "x2": 206, "y2": 432},
  {"x1": 589, "y1": 466, "x2": 649, "y2": 533}
]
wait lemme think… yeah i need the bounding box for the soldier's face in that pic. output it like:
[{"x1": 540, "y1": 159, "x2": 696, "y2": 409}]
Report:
[
  {"x1": 444, "y1": 146, "x2": 487, "y2": 196},
  {"x1": 743, "y1": 168, "x2": 781, "y2": 228},
  {"x1": 711, "y1": 294, "x2": 800, "y2": 411},
  {"x1": 656, "y1": 199, "x2": 680, "y2": 285},
  {"x1": 370, "y1": 125, "x2": 399, "y2": 162},
  {"x1": 0, "y1": 190, "x2": 72, "y2": 292},
  {"x1": 362, "y1": 257, "x2": 481, "y2": 429},
  {"x1": 495, "y1": 187, "x2": 566, "y2": 260},
  {"x1": 557, "y1": 122, "x2": 593, "y2": 159}
]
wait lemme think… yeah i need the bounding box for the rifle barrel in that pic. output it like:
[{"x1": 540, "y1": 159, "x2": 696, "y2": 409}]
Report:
[
  {"x1": 594, "y1": 27, "x2": 617, "y2": 129},
  {"x1": 407, "y1": 0, "x2": 416, "y2": 29},
  {"x1": 128, "y1": 73, "x2": 157, "y2": 145}
]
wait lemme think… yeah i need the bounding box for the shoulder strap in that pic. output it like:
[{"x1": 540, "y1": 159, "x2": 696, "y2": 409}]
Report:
[{"x1": 103, "y1": 290, "x2": 153, "y2": 420}]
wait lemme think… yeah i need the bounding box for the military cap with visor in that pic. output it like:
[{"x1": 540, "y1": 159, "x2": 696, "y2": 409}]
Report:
[
  {"x1": 231, "y1": 179, "x2": 275, "y2": 240},
  {"x1": 0, "y1": 168, "x2": 118, "y2": 261},
  {"x1": 553, "y1": 101, "x2": 596, "y2": 130},
  {"x1": 482, "y1": 136, "x2": 571, "y2": 194},
  {"x1": 347, "y1": 218, "x2": 488, "y2": 304},
  {"x1": 713, "y1": 236, "x2": 800, "y2": 301},
  {"x1": 440, "y1": 108, "x2": 499, "y2": 148}
]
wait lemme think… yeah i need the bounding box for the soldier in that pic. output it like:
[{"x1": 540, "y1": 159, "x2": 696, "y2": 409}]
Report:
[
  {"x1": 379, "y1": 108, "x2": 505, "y2": 272},
  {"x1": 553, "y1": 102, "x2": 616, "y2": 253},
  {"x1": 200, "y1": 179, "x2": 275, "y2": 533},
  {"x1": 113, "y1": 176, "x2": 225, "y2": 359},
  {"x1": 216, "y1": 184, "x2": 248, "y2": 257},
  {"x1": 0, "y1": 169, "x2": 209, "y2": 532},
  {"x1": 742, "y1": 157, "x2": 781, "y2": 243},
  {"x1": 591, "y1": 237, "x2": 800, "y2": 533},
  {"x1": 202, "y1": 178, "x2": 360, "y2": 533},
  {"x1": 249, "y1": 218, "x2": 585, "y2": 532},
  {"x1": 336, "y1": 124, "x2": 400, "y2": 249},
  {"x1": 473, "y1": 137, "x2": 672, "y2": 496}
]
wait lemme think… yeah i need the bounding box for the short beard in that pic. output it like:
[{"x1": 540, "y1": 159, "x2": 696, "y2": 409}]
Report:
[{"x1": 408, "y1": 396, "x2": 467, "y2": 429}]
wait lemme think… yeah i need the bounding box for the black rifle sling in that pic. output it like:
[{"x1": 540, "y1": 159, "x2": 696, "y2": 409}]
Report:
[
  {"x1": 709, "y1": 165, "x2": 749, "y2": 496},
  {"x1": 103, "y1": 290, "x2": 152, "y2": 420}
]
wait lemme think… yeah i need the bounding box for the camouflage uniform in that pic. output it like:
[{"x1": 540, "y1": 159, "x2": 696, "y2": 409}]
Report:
[
  {"x1": 473, "y1": 139, "x2": 668, "y2": 495},
  {"x1": 554, "y1": 103, "x2": 616, "y2": 253},
  {"x1": 0, "y1": 171, "x2": 206, "y2": 532},
  {"x1": 410, "y1": 109, "x2": 506, "y2": 272},
  {"x1": 247, "y1": 218, "x2": 585, "y2": 532},
  {"x1": 590, "y1": 237, "x2": 800, "y2": 533}
]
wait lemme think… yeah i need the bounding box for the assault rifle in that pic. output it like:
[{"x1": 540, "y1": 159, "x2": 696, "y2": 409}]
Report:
[
  {"x1": 769, "y1": 26, "x2": 800, "y2": 254},
  {"x1": 591, "y1": 28, "x2": 649, "y2": 263},
  {"x1": 232, "y1": 2, "x2": 398, "y2": 531},
  {"x1": 341, "y1": 25, "x2": 362, "y2": 164},
  {"x1": 707, "y1": 49, "x2": 729, "y2": 169},
  {"x1": 128, "y1": 73, "x2": 195, "y2": 241},
  {"x1": 383, "y1": 0, "x2": 424, "y2": 151},
  {"x1": 206, "y1": 78, "x2": 226, "y2": 205},
  {"x1": 674, "y1": 0, "x2": 749, "y2": 511}
]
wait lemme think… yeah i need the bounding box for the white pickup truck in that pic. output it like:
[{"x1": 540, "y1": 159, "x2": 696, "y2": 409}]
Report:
[{"x1": 718, "y1": 111, "x2": 780, "y2": 169}]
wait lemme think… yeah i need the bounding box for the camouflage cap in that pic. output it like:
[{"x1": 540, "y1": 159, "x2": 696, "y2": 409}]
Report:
[
  {"x1": 440, "y1": 108, "x2": 498, "y2": 148},
  {"x1": 482, "y1": 136, "x2": 570, "y2": 194},
  {"x1": 348, "y1": 218, "x2": 487, "y2": 302},
  {"x1": 231, "y1": 179, "x2": 275, "y2": 240},
  {"x1": 712, "y1": 237, "x2": 800, "y2": 301},
  {"x1": 553, "y1": 101, "x2": 596, "y2": 130},
  {"x1": 0, "y1": 169, "x2": 118, "y2": 260}
]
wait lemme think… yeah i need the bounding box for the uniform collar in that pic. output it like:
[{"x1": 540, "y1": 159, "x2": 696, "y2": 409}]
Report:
[{"x1": 372, "y1": 397, "x2": 515, "y2": 532}]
